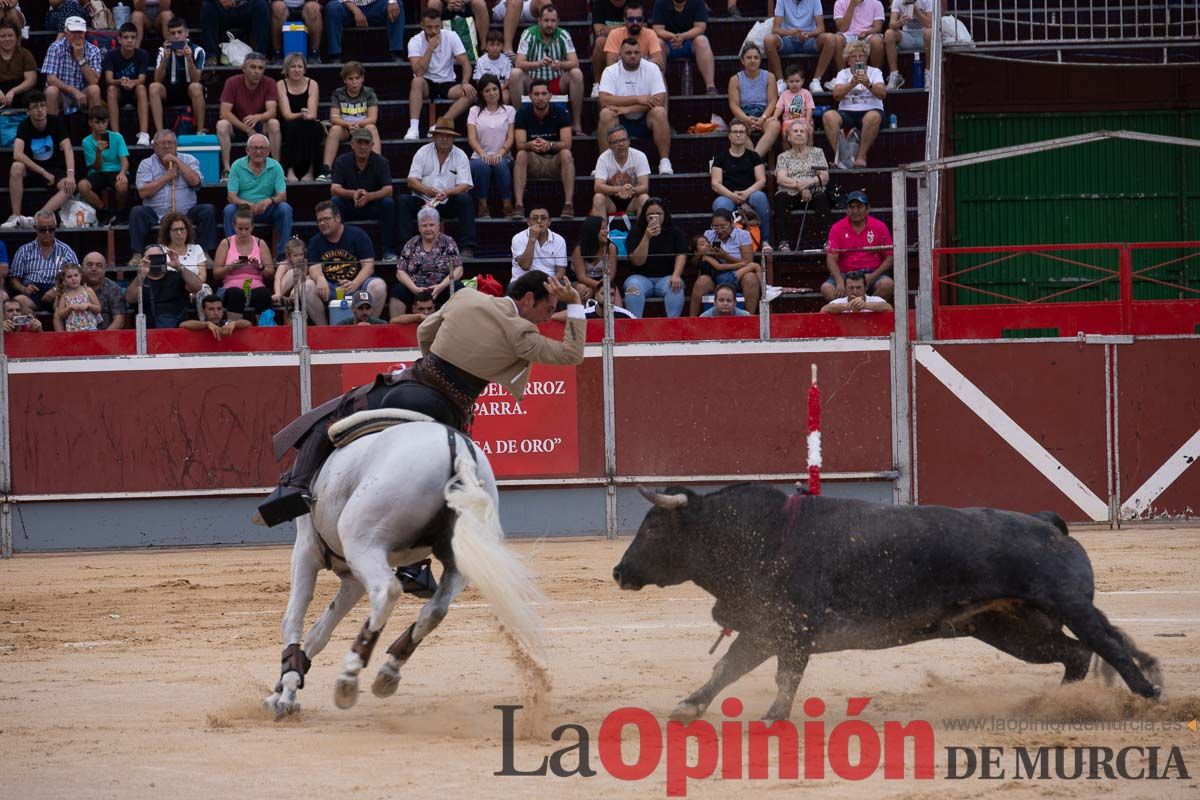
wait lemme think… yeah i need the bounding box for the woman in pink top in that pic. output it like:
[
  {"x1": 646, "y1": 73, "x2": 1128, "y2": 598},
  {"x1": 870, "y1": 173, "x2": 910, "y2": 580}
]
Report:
[
  {"x1": 466, "y1": 75, "x2": 517, "y2": 220},
  {"x1": 213, "y1": 204, "x2": 276, "y2": 321}
]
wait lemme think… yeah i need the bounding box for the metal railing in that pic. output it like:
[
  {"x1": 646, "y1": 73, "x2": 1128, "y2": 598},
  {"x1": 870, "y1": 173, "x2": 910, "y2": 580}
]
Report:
[
  {"x1": 932, "y1": 240, "x2": 1200, "y2": 333},
  {"x1": 943, "y1": 0, "x2": 1200, "y2": 47}
]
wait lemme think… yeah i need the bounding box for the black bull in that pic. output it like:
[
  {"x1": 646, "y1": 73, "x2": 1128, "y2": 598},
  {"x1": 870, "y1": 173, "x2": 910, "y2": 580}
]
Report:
[{"x1": 612, "y1": 484, "x2": 1162, "y2": 722}]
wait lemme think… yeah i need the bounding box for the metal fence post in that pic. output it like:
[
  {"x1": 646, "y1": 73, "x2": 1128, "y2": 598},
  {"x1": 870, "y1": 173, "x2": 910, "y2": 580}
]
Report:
[
  {"x1": 601, "y1": 269, "x2": 618, "y2": 538},
  {"x1": 916, "y1": 176, "x2": 934, "y2": 341},
  {"x1": 891, "y1": 170, "x2": 913, "y2": 506},
  {"x1": 135, "y1": 287, "x2": 147, "y2": 356},
  {"x1": 293, "y1": 261, "x2": 312, "y2": 413},
  {"x1": 0, "y1": 338, "x2": 11, "y2": 557}
]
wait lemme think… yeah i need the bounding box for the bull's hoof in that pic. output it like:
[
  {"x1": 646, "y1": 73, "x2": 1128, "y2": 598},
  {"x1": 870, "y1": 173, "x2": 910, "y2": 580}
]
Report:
[
  {"x1": 669, "y1": 701, "x2": 706, "y2": 722},
  {"x1": 372, "y1": 662, "x2": 401, "y2": 698},
  {"x1": 333, "y1": 674, "x2": 359, "y2": 709},
  {"x1": 1149, "y1": 684, "x2": 1163, "y2": 701}
]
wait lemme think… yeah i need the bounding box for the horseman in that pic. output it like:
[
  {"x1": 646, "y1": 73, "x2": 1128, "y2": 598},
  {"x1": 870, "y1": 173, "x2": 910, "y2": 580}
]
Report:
[{"x1": 256, "y1": 272, "x2": 586, "y2": 587}]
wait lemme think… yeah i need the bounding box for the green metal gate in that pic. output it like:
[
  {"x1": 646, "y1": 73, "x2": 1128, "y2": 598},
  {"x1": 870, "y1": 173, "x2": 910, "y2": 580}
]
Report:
[{"x1": 950, "y1": 111, "x2": 1200, "y2": 303}]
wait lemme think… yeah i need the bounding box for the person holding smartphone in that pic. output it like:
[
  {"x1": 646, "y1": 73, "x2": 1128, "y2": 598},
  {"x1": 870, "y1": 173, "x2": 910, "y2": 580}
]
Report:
[
  {"x1": 213, "y1": 204, "x2": 276, "y2": 322},
  {"x1": 822, "y1": 39, "x2": 887, "y2": 168},
  {"x1": 125, "y1": 244, "x2": 203, "y2": 328}
]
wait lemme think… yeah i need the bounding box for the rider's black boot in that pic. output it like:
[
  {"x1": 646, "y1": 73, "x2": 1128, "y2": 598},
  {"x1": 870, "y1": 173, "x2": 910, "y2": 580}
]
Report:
[
  {"x1": 255, "y1": 429, "x2": 335, "y2": 527},
  {"x1": 397, "y1": 559, "x2": 438, "y2": 598}
]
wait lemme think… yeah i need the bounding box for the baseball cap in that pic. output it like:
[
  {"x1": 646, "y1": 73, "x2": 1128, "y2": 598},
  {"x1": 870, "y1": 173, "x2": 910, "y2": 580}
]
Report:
[
  {"x1": 352, "y1": 291, "x2": 372, "y2": 307},
  {"x1": 847, "y1": 191, "x2": 869, "y2": 206},
  {"x1": 64, "y1": 16, "x2": 87, "y2": 32},
  {"x1": 350, "y1": 128, "x2": 374, "y2": 143}
]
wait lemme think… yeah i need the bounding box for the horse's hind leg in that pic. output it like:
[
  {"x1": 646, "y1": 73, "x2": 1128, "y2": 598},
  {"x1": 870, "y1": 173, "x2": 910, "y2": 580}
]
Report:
[
  {"x1": 265, "y1": 522, "x2": 324, "y2": 718},
  {"x1": 968, "y1": 607, "x2": 1092, "y2": 684},
  {"x1": 333, "y1": 544, "x2": 404, "y2": 710},
  {"x1": 374, "y1": 563, "x2": 468, "y2": 698}
]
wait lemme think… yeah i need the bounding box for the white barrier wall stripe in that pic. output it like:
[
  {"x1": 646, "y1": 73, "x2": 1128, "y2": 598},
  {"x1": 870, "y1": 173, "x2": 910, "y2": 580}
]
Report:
[
  {"x1": 1120, "y1": 427, "x2": 1200, "y2": 517},
  {"x1": 9, "y1": 354, "x2": 300, "y2": 374},
  {"x1": 613, "y1": 338, "x2": 891, "y2": 357},
  {"x1": 915, "y1": 346, "x2": 1110, "y2": 522}
]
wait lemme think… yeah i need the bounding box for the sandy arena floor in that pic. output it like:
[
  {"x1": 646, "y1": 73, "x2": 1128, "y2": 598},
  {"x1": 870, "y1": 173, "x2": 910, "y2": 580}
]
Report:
[{"x1": 2, "y1": 528, "x2": 1199, "y2": 799}]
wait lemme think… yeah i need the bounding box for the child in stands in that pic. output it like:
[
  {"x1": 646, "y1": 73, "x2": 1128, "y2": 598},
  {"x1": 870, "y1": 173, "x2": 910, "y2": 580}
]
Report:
[
  {"x1": 318, "y1": 60, "x2": 380, "y2": 181},
  {"x1": 472, "y1": 29, "x2": 514, "y2": 103},
  {"x1": 772, "y1": 63, "x2": 814, "y2": 145},
  {"x1": 53, "y1": 262, "x2": 101, "y2": 331},
  {"x1": 78, "y1": 105, "x2": 131, "y2": 225}
]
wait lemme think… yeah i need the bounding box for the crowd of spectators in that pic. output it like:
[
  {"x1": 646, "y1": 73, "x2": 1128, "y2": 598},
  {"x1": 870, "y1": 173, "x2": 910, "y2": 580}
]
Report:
[{"x1": 0, "y1": 0, "x2": 925, "y2": 333}]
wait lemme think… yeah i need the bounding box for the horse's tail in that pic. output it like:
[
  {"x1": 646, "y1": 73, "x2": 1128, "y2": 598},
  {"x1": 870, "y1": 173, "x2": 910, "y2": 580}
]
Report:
[{"x1": 444, "y1": 446, "x2": 546, "y2": 666}]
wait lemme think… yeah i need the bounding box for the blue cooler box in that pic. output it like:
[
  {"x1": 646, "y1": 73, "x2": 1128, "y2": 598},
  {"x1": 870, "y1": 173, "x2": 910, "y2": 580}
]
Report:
[
  {"x1": 177, "y1": 134, "x2": 220, "y2": 184},
  {"x1": 282, "y1": 23, "x2": 307, "y2": 57},
  {"x1": 328, "y1": 299, "x2": 352, "y2": 325}
]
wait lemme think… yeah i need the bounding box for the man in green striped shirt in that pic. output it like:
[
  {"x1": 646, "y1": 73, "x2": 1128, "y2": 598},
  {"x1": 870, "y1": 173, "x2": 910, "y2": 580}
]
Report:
[{"x1": 508, "y1": 3, "x2": 584, "y2": 135}]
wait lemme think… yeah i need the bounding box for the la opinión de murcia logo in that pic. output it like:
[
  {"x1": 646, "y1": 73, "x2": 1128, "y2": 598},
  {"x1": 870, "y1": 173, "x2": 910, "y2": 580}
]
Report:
[
  {"x1": 496, "y1": 697, "x2": 937, "y2": 796},
  {"x1": 495, "y1": 700, "x2": 1192, "y2": 796}
]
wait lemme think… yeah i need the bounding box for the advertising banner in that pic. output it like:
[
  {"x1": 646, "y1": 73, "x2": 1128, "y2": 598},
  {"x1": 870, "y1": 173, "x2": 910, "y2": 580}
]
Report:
[{"x1": 341, "y1": 362, "x2": 580, "y2": 477}]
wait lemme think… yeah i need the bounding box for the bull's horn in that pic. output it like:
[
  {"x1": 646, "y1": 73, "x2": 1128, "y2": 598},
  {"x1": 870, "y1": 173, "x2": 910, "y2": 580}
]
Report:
[{"x1": 638, "y1": 487, "x2": 688, "y2": 509}]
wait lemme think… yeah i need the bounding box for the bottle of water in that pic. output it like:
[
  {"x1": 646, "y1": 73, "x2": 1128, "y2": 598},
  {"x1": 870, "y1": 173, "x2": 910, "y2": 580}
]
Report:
[
  {"x1": 242, "y1": 278, "x2": 252, "y2": 309},
  {"x1": 888, "y1": 114, "x2": 898, "y2": 129},
  {"x1": 113, "y1": 3, "x2": 131, "y2": 28},
  {"x1": 912, "y1": 52, "x2": 924, "y2": 89}
]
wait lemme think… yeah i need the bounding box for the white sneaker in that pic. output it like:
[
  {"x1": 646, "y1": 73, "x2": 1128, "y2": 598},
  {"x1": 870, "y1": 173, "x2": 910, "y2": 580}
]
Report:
[
  {"x1": 590, "y1": 83, "x2": 600, "y2": 98},
  {"x1": 0, "y1": 215, "x2": 20, "y2": 228},
  {"x1": 777, "y1": 78, "x2": 786, "y2": 94},
  {"x1": 17, "y1": 215, "x2": 34, "y2": 227},
  {"x1": 808, "y1": 78, "x2": 823, "y2": 94},
  {"x1": 886, "y1": 71, "x2": 905, "y2": 90},
  {"x1": 823, "y1": 79, "x2": 837, "y2": 91},
  {"x1": 763, "y1": 284, "x2": 784, "y2": 303},
  {"x1": 658, "y1": 158, "x2": 674, "y2": 175},
  {"x1": 403, "y1": 127, "x2": 420, "y2": 141},
  {"x1": 136, "y1": 131, "x2": 151, "y2": 146}
]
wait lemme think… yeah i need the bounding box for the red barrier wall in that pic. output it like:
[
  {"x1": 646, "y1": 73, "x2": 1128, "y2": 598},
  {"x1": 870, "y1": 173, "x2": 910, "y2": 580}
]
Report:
[
  {"x1": 9, "y1": 364, "x2": 300, "y2": 494},
  {"x1": 915, "y1": 342, "x2": 1111, "y2": 521},
  {"x1": 614, "y1": 348, "x2": 892, "y2": 476},
  {"x1": 1116, "y1": 339, "x2": 1200, "y2": 518}
]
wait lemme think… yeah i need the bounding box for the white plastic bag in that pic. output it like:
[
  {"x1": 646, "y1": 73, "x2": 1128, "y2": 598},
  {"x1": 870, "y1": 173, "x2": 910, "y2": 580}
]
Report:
[
  {"x1": 741, "y1": 18, "x2": 774, "y2": 52},
  {"x1": 941, "y1": 15, "x2": 974, "y2": 46},
  {"x1": 835, "y1": 129, "x2": 860, "y2": 169},
  {"x1": 220, "y1": 32, "x2": 253, "y2": 67},
  {"x1": 60, "y1": 197, "x2": 98, "y2": 228}
]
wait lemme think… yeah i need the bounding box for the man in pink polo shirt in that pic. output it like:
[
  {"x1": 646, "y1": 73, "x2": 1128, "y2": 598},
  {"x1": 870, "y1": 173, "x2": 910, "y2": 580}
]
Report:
[{"x1": 822, "y1": 190, "x2": 895, "y2": 301}]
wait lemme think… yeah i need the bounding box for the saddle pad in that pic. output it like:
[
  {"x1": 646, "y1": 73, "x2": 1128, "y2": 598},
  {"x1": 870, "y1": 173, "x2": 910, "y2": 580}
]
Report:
[{"x1": 328, "y1": 409, "x2": 435, "y2": 449}]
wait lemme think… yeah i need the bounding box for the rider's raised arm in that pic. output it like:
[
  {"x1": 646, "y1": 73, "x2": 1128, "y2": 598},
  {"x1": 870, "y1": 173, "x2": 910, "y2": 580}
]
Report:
[{"x1": 507, "y1": 316, "x2": 586, "y2": 366}]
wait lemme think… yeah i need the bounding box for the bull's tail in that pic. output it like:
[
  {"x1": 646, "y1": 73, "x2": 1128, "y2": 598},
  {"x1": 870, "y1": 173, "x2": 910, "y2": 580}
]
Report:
[
  {"x1": 444, "y1": 448, "x2": 547, "y2": 666},
  {"x1": 1091, "y1": 620, "x2": 1164, "y2": 692}
]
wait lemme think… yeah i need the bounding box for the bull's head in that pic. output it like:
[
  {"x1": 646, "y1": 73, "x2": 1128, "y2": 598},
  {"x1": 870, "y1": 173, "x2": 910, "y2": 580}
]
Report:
[{"x1": 612, "y1": 487, "x2": 697, "y2": 591}]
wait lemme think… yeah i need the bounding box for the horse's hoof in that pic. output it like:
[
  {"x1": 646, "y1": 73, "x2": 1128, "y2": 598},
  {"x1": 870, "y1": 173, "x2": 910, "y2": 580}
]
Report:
[
  {"x1": 273, "y1": 699, "x2": 301, "y2": 720},
  {"x1": 263, "y1": 693, "x2": 280, "y2": 714},
  {"x1": 333, "y1": 675, "x2": 359, "y2": 709},
  {"x1": 669, "y1": 701, "x2": 705, "y2": 722},
  {"x1": 372, "y1": 663, "x2": 401, "y2": 698}
]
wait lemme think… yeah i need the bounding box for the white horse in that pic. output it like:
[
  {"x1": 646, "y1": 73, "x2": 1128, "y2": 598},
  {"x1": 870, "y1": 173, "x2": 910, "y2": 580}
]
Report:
[{"x1": 264, "y1": 415, "x2": 544, "y2": 717}]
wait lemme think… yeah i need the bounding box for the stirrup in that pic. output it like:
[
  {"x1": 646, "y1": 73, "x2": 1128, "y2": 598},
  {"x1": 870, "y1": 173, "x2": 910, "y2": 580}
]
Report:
[{"x1": 255, "y1": 485, "x2": 312, "y2": 527}]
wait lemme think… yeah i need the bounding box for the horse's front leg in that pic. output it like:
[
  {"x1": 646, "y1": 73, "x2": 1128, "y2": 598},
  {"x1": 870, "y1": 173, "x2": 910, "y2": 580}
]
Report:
[
  {"x1": 333, "y1": 545, "x2": 405, "y2": 710},
  {"x1": 265, "y1": 525, "x2": 323, "y2": 719},
  {"x1": 373, "y1": 563, "x2": 467, "y2": 697}
]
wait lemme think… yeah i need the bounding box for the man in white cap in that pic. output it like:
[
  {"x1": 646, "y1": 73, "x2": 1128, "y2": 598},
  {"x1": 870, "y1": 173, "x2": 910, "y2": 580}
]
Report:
[{"x1": 40, "y1": 15, "x2": 102, "y2": 115}]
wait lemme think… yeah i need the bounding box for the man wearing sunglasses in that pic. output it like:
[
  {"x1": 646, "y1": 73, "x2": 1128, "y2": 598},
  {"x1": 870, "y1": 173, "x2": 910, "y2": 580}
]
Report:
[
  {"x1": 6, "y1": 210, "x2": 80, "y2": 315},
  {"x1": 603, "y1": 1, "x2": 665, "y2": 75}
]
